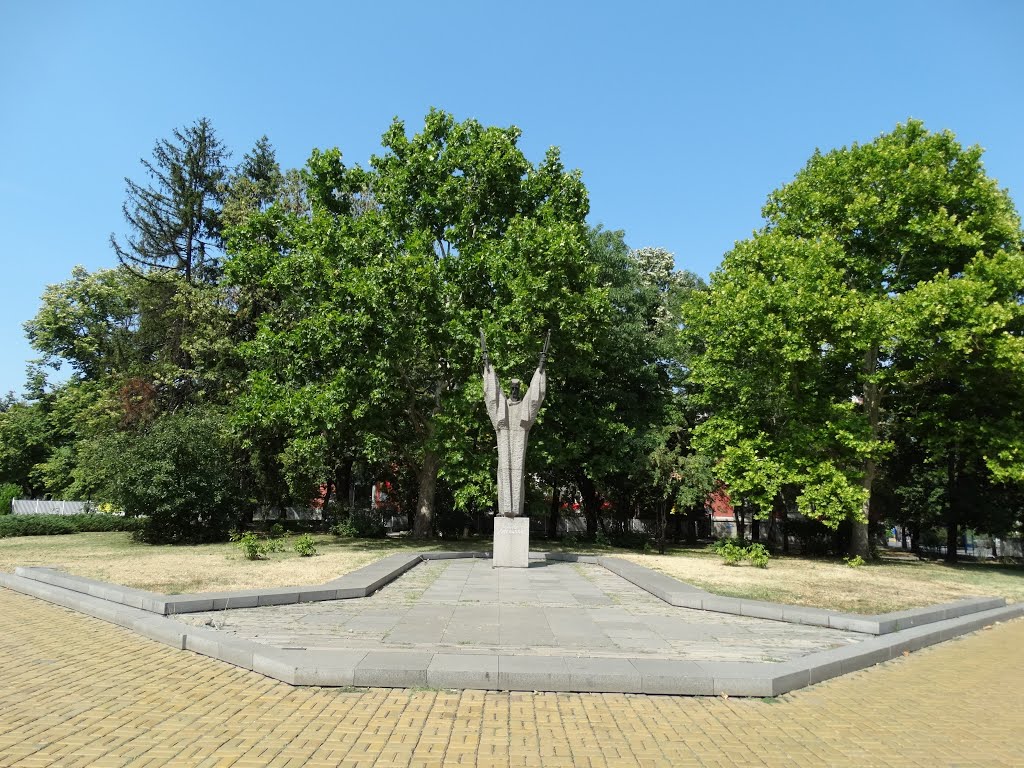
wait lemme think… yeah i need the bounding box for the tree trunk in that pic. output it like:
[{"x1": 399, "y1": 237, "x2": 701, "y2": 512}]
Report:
[
  {"x1": 944, "y1": 452, "x2": 960, "y2": 564},
  {"x1": 337, "y1": 458, "x2": 353, "y2": 513},
  {"x1": 751, "y1": 518, "x2": 761, "y2": 543},
  {"x1": 413, "y1": 450, "x2": 439, "y2": 538},
  {"x1": 911, "y1": 520, "x2": 922, "y2": 557},
  {"x1": 901, "y1": 525, "x2": 909, "y2": 551},
  {"x1": 945, "y1": 520, "x2": 959, "y2": 563},
  {"x1": 547, "y1": 484, "x2": 560, "y2": 539},
  {"x1": 734, "y1": 502, "x2": 746, "y2": 542},
  {"x1": 579, "y1": 475, "x2": 600, "y2": 539},
  {"x1": 851, "y1": 343, "x2": 880, "y2": 560},
  {"x1": 657, "y1": 501, "x2": 668, "y2": 555}
]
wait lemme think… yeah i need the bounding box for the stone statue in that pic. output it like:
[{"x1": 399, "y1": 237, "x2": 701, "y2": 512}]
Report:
[{"x1": 480, "y1": 330, "x2": 549, "y2": 518}]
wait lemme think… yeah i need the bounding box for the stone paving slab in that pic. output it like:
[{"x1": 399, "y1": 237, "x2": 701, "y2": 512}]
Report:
[{"x1": 4, "y1": 558, "x2": 1022, "y2": 697}]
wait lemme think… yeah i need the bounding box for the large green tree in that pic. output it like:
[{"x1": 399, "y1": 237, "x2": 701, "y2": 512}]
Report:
[
  {"x1": 686, "y1": 120, "x2": 1024, "y2": 558},
  {"x1": 227, "y1": 110, "x2": 605, "y2": 535}
]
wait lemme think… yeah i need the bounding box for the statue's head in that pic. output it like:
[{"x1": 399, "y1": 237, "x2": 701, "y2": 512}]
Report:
[{"x1": 509, "y1": 379, "x2": 522, "y2": 403}]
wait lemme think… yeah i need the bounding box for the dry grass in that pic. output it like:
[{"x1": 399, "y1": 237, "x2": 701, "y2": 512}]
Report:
[
  {"x1": 0, "y1": 532, "x2": 479, "y2": 593},
  {"x1": 618, "y1": 548, "x2": 1024, "y2": 614},
  {"x1": 2, "y1": 532, "x2": 1022, "y2": 614}
]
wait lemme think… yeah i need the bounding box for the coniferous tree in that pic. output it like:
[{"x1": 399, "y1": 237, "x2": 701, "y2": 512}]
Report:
[{"x1": 111, "y1": 117, "x2": 229, "y2": 285}]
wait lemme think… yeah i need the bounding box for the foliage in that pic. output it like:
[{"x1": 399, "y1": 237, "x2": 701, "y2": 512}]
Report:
[
  {"x1": 713, "y1": 538, "x2": 747, "y2": 565},
  {"x1": 0, "y1": 483, "x2": 19, "y2": 515},
  {"x1": 0, "y1": 514, "x2": 145, "y2": 538},
  {"x1": 111, "y1": 117, "x2": 229, "y2": 285},
  {"x1": 746, "y1": 543, "x2": 770, "y2": 568},
  {"x1": 231, "y1": 530, "x2": 281, "y2": 560},
  {"x1": 82, "y1": 408, "x2": 241, "y2": 544},
  {"x1": 330, "y1": 520, "x2": 358, "y2": 538},
  {"x1": 845, "y1": 555, "x2": 865, "y2": 568},
  {"x1": 0, "y1": 399, "x2": 51, "y2": 496},
  {"x1": 227, "y1": 109, "x2": 607, "y2": 537},
  {"x1": 713, "y1": 538, "x2": 771, "y2": 567},
  {"x1": 293, "y1": 533, "x2": 317, "y2": 557},
  {"x1": 685, "y1": 119, "x2": 1024, "y2": 559}
]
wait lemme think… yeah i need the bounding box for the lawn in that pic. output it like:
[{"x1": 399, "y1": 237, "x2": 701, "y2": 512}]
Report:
[
  {"x1": 1, "y1": 532, "x2": 1021, "y2": 614},
  {"x1": 618, "y1": 547, "x2": 1024, "y2": 614},
  {"x1": 0, "y1": 532, "x2": 481, "y2": 594}
]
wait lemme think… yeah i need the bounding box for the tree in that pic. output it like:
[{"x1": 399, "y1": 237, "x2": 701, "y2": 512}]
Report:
[
  {"x1": 684, "y1": 233, "x2": 874, "y2": 533},
  {"x1": 111, "y1": 118, "x2": 229, "y2": 285},
  {"x1": 82, "y1": 407, "x2": 240, "y2": 543},
  {"x1": 227, "y1": 110, "x2": 603, "y2": 536},
  {"x1": 685, "y1": 120, "x2": 1024, "y2": 558}
]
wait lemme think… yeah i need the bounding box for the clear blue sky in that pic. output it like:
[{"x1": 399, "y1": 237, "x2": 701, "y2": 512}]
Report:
[{"x1": 2, "y1": 0, "x2": 1022, "y2": 396}]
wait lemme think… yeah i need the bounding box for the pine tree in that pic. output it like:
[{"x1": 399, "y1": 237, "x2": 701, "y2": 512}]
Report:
[{"x1": 111, "y1": 118, "x2": 229, "y2": 285}]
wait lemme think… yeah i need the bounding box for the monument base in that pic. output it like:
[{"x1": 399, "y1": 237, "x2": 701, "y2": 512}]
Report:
[{"x1": 493, "y1": 516, "x2": 530, "y2": 568}]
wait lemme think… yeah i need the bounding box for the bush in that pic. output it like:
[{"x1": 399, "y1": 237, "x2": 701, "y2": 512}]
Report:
[
  {"x1": 713, "y1": 539, "x2": 771, "y2": 568},
  {"x1": 0, "y1": 483, "x2": 19, "y2": 515},
  {"x1": 331, "y1": 508, "x2": 385, "y2": 539},
  {"x1": 330, "y1": 520, "x2": 358, "y2": 538},
  {"x1": 844, "y1": 555, "x2": 865, "y2": 568},
  {"x1": 293, "y1": 533, "x2": 317, "y2": 557},
  {"x1": 0, "y1": 513, "x2": 145, "y2": 538},
  {"x1": 713, "y1": 538, "x2": 747, "y2": 565},
  {"x1": 231, "y1": 531, "x2": 281, "y2": 560},
  {"x1": 83, "y1": 408, "x2": 240, "y2": 544},
  {"x1": 746, "y1": 543, "x2": 771, "y2": 568}
]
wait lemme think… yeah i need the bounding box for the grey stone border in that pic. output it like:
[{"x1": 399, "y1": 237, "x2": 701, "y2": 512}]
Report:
[
  {"x1": 10, "y1": 552, "x2": 1007, "y2": 635},
  {"x1": 2, "y1": 553, "x2": 1021, "y2": 696}
]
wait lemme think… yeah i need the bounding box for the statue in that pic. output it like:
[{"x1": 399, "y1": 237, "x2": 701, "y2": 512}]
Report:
[{"x1": 480, "y1": 330, "x2": 549, "y2": 518}]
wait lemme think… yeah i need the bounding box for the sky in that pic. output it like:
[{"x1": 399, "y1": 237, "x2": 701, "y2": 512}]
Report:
[{"x1": 1, "y1": 0, "x2": 1022, "y2": 396}]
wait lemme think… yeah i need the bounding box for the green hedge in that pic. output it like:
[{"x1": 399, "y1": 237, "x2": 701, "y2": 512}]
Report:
[{"x1": 0, "y1": 514, "x2": 146, "y2": 538}]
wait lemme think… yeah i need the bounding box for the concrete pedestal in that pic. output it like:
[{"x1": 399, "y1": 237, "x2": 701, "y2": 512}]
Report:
[{"x1": 493, "y1": 516, "x2": 530, "y2": 568}]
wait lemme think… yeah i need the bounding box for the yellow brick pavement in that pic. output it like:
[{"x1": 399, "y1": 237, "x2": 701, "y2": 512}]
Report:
[{"x1": 0, "y1": 587, "x2": 1021, "y2": 767}]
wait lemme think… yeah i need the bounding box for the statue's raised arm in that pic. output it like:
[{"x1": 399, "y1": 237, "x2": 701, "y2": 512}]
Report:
[
  {"x1": 538, "y1": 329, "x2": 550, "y2": 372},
  {"x1": 480, "y1": 329, "x2": 504, "y2": 428},
  {"x1": 523, "y1": 330, "x2": 549, "y2": 423},
  {"x1": 479, "y1": 328, "x2": 491, "y2": 368}
]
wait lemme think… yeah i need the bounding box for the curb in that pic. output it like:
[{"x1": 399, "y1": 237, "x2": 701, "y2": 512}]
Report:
[{"x1": 3, "y1": 554, "x2": 1020, "y2": 696}]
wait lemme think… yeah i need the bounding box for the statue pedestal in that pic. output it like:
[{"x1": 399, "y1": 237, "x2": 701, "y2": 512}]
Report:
[{"x1": 493, "y1": 516, "x2": 530, "y2": 568}]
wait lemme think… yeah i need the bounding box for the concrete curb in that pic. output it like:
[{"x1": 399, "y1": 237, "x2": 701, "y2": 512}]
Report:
[
  {"x1": 593, "y1": 557, "x2": 1007, "y2": 635},
  {"x1": 4, "y1": 553, "x2": 1021, "y2": 696},
  {"x1": 12, "y1": 554, "x2": 1008, "y2": 635},
  {"x1": 3, "y1": 568, "x2": 1021, "y2": 695}
]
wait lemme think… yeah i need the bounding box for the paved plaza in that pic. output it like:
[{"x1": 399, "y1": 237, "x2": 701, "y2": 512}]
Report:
[
  {"x1": 178, "y1": 560, "x2": 862, "y2": 663},
  {"x1": 1, "y1": 586, "x2": 1022, "y2": 767}
]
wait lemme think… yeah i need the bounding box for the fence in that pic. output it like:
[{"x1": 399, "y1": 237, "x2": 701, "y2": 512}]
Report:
[
  {"x1": 11, "y1": 500, "x2": 95, "y2": 516},
  {"x1": 253, "y1": 507, "x2": 323, "y2": 521}
]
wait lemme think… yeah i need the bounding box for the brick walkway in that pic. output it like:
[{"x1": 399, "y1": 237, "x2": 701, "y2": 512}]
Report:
[{"x1": 1, "y1": 587, "x2": 1021, "y2": 767}]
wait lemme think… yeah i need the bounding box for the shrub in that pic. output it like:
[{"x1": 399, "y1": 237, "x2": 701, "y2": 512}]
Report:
[
  {"x1": 293, "y1": 533, "x2": 317, "y2": 557},
  {"x1": 82, "y1": 408, "x2": 240, "y2": 544},
  {"x1": 348, "y1": 508, "x2": 386, "y2": 538},
  {"x1": 0, "y1": 483, "x2": 19, "y2": 515},
  {"x1": 844, "y1": 555, "x2": 865, "y2": 568},
  {"x1": 231, "y1": 531, "x2": 280, "y2": 560},
  {"x1": 0, "y1": 513, "x2": 145, "y2": 538},
  {"x1": 330, "y1": 508, "x2": 385, "y2": 539},
  {"x1": 269, "y1": 522, "x2": 286, "y2": 539},
  {"x1": 330, "y1": 520, "x2": 358, "y2": 538},
  {"x1": 746, "y1": 543, "x2": 771, "y2": 568},
  {"x1": 713, "y1": 539, "x2": 770, "y2": 567},
  {"x1": 713, "y1": 538, "x2": 747, "y2": 565}
]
